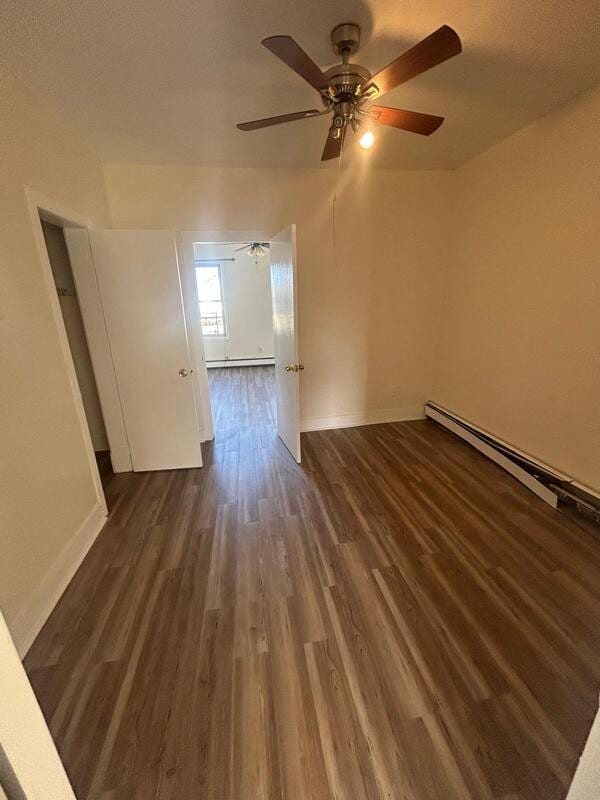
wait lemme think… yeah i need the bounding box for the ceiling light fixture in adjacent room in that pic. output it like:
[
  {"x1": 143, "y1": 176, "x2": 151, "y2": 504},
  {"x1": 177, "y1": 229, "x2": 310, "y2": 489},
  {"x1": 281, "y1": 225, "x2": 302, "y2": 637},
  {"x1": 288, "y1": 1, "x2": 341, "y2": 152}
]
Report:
[
  {"x1": 249, "y1": 243, "x2": 266, "y2": 258},
  {"x1": 233, "y1": 242, "x2": 270, "y2": 258}
]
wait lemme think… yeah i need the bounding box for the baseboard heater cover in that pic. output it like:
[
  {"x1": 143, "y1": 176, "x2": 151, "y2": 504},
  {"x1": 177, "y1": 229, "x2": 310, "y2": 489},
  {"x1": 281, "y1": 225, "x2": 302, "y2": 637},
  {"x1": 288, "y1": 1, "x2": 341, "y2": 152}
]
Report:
[
  {"x1": 425, "y1": 402, "x2": 559, "y2": 508},
  {"x1": 207, "y1": 357, "x2": 275, "y2": 368},
  {"x1": 425, "y1": 404, "x2": 600, "y2": 527}
]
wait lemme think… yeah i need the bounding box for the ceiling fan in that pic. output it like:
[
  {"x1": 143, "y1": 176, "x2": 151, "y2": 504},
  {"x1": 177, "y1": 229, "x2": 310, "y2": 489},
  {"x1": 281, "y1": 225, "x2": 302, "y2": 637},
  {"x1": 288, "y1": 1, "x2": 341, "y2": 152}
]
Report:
[
  {"x1": 237, "y1": 23, "x2": 461, "y2": 160},
  {"x1": 233, "y1": 241, "x2": 271, "y2": 257}
]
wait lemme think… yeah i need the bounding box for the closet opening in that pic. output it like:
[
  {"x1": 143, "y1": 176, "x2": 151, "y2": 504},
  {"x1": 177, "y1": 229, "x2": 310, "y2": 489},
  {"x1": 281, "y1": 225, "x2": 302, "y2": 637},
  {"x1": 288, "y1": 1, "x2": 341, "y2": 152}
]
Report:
[{"x1": 40, "y1": 218, "x2": 113, "y2": 494}]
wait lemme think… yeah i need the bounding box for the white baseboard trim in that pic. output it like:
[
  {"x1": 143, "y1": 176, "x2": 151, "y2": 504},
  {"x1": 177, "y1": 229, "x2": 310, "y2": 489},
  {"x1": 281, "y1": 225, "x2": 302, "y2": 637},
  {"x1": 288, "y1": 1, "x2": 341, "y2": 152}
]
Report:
[
  {"x1": 301, "y1": 405, "x2": 425, "y2": 433},
  {"x1": 207, "y1": 358, "x2": 275, "y2": 368},
  {"x1": 425, "y1": 403, "x2": 558, "y2": 509},
  {"x1": 13, "y1": 503, "x2": 107, "y2": 657}
]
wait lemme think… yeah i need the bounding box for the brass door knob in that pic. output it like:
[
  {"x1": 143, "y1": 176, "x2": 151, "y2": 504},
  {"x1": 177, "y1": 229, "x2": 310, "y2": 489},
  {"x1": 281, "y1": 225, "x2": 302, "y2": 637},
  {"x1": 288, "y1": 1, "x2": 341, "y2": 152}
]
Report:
[
  {"x1": 285, "y1": 364, "x2": 305, "y2": 373},
  {"x1": 285, "y1": 364, "x2": 294, "y2": 372},
  {"x1": 178, "y1": 368, "x2": 188, "y2": 378}
]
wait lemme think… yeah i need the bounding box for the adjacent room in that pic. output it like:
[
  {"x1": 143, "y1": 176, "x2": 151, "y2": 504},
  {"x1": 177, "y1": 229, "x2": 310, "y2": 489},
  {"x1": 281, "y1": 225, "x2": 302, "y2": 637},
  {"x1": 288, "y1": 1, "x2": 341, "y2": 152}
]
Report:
[
  {"x1": 1, "y1": 2, "x2": 599, "y2": 799},
  {"x1": 194, "y1": 240, "x2": 278, "y2": 444},
  {"x1": 194, "y1": 241, "x2": 275, "y2": 370}
]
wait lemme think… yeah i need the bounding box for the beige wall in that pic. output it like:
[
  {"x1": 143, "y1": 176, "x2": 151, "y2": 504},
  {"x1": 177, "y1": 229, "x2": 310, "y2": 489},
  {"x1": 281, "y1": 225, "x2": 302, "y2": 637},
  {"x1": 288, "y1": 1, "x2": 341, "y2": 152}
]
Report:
[
  {"x1": 432, "y1": 85, "x2": 600, "y2": 493},
  {"x1": 104, "y1": 163, "x2": 452, "y2": 427},
  {"x1": 0, "y1": 66, "x2": 110, "y2": 647}
]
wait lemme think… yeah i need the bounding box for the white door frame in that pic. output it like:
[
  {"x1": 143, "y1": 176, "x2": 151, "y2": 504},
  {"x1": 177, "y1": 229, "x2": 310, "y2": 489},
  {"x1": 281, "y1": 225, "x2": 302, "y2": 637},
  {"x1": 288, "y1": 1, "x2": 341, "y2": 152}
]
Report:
[
  {"x1": 179, "y1": 230, "x2": 273, "y2": 442},
  {"x1": 24, "y1": 189, "x2": 130, "y2": 517},
  {"x1": 0, "y1": 610, "x2": 76, "y2": 799}
]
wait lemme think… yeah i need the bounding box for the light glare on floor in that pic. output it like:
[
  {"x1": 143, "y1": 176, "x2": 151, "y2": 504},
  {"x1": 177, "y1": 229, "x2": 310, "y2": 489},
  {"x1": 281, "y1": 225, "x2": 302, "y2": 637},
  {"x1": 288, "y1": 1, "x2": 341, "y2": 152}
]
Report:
[{"x1": 359, "y1": 130, "x2": 375, "y2": 149}]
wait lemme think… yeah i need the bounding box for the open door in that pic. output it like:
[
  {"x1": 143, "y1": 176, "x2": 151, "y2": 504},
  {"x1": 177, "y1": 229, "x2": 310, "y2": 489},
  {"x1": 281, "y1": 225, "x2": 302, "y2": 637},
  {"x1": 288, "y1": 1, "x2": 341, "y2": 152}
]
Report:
[
  {"x1": 88, "y1": 230, "x2": 202, "y2": 471},
  {"x1": 270, "y1": 224, "x2": 301, "y2": 462}
]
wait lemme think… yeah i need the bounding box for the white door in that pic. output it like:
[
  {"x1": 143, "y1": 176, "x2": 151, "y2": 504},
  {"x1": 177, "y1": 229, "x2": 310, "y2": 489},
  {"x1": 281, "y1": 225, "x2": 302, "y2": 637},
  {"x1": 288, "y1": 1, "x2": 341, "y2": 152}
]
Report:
[
  {"x1": 270, "y1": 224, "x2": 301, "y2": 462},
  {"x1": 178, "y1": 233, "x2": 214, "y2": 442},
  {"x1": 89, "y1": 230, "x2": 202, "y2": 471}
]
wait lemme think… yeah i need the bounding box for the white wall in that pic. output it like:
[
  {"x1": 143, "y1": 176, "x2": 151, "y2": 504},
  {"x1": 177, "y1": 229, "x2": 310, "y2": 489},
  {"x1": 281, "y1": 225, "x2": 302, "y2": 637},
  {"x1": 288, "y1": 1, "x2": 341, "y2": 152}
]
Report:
[
  {"x1": 0, "y1": 65, "x2": 111, "y2": 651},
  {"x1": 432, "y1": 85, "x2": 600, "y2": 493},
  {"x1": 41, "y1": 221, "x2": 108, "y2": 451},
  {"x1": 104, "y1": 164, "x2": 452, "y2": 429},
  {"x1": 194, "y1": 242, "x2": 274, "y2": 363}
]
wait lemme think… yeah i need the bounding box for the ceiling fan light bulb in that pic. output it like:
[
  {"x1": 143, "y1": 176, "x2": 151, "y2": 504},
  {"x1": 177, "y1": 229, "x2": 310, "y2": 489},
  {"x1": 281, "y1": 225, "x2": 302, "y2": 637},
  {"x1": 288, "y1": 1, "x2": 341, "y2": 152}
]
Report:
[{"x1": 359, "y1": 130, "x2": 375, "y2": 149}]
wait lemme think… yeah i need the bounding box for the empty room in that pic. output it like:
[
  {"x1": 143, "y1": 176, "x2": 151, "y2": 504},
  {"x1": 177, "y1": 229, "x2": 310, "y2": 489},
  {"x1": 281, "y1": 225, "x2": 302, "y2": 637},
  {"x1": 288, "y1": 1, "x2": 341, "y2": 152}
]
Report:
[
  {"x1": 194, "y1": 239, "x2": 278, "y2": 448},
  {"x1": 1, "y1": 2, "x2": 599, "y2": 799}
]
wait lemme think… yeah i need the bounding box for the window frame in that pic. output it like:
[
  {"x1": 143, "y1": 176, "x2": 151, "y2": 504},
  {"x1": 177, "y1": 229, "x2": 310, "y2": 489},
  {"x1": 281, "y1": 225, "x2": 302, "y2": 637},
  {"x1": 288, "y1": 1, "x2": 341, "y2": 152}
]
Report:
[{"x1": 195, "y1": 262, "x2": 228, "y2": 339}]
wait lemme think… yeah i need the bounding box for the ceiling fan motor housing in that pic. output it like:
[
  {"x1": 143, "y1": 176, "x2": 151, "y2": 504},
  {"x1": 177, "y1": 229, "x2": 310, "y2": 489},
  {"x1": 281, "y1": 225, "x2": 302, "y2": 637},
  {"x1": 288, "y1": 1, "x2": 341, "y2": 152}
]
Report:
[
  {"x1": 323, "y1": 22, "x2": 372, "y2": 127},
  {"x1": 324, "y1": 63, "x2": 372, "y2": 99},
  {"x1": 330, "y1": 23, "x2": 361, "y2": 57}
]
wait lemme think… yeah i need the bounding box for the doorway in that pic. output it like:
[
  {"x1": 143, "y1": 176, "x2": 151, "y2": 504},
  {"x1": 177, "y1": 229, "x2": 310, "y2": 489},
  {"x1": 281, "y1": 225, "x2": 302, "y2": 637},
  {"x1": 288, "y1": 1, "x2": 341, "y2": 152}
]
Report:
[
  {"x1": 194, "y1": 241, "x2": 276, "y2": 443},
  {"x1": 40, "y1": 219, "x2": 113, "y2": 491},
  {"x1": 182, "y1": 225, "x2": 302, "y2": 461}
]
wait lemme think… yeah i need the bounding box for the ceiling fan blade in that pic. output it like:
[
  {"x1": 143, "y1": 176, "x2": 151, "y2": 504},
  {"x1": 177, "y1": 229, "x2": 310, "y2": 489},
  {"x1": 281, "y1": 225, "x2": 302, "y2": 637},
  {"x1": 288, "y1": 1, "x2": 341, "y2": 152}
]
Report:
[
  {"x1": 363, "y1": 25, "x2": 461, "y2": 98},
  {"x1": 237, "y1": 108, "x2": 321, "y2": 131},
  {"x1": 321, "y1": 127, "x2": 345, "y2": 161},
  {"x1": 262, "y1": 35, "x2": 328, "y2": 91},
  {"x1": 368, "y1": 106, "x2": 444, "y2": 135},
  {"x1": 233, "y1": 244, "x2": 250, "y2": 251}
]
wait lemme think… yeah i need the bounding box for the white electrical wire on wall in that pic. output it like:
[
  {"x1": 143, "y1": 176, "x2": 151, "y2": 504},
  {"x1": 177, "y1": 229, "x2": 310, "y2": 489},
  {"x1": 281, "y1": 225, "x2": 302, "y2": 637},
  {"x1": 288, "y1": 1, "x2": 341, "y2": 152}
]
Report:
[{"x1": 331, "y1": 132, "x2": 345, "y2": 274}]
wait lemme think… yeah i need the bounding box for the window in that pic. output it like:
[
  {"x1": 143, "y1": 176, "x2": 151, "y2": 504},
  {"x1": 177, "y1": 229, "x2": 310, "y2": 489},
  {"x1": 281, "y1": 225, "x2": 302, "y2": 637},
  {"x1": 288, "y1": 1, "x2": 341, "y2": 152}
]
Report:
[{"x1": 196, "y1": 264, "x2": 226, "y2": 337}]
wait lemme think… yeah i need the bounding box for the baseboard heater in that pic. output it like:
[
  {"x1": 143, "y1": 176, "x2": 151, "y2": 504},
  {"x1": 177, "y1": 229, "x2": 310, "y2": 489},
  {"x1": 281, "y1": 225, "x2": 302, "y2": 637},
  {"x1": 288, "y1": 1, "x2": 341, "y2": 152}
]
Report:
[
  {"x1": 425, "y1": 402, "x2": 600, "y2": 527},
  {"x1": 207, "y1": 357, "x2": 275, "y2": 368}
]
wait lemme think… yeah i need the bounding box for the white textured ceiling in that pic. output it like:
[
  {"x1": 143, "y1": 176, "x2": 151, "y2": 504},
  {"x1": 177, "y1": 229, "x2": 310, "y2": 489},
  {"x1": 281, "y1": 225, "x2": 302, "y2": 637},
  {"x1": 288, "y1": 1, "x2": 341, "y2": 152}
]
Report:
[{"x1": 1, "y1": 0, "x2": 599, "y2": 169}]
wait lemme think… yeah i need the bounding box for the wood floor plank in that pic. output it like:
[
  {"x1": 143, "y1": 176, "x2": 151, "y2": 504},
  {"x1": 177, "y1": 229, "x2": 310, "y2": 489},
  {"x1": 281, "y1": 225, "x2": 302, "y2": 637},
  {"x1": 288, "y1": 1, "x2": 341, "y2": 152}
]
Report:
[
  {"x1": 24, "y1": 366, "x2": 600, "y2": 799},
  {"x1": 304, "y1": 637, "x2": 381, "y2": 800},
  {"x1": 232, "y1": 651, "x2": 282, "y2": 800}
]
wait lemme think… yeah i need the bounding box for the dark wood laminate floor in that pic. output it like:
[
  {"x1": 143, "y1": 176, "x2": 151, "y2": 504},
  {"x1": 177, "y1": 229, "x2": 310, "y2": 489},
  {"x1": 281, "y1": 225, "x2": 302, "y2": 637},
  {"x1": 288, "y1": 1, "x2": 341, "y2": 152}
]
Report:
[{"x1": 25, "y1": 366, "x2": 600, "y2": 800}]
